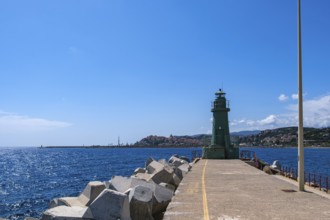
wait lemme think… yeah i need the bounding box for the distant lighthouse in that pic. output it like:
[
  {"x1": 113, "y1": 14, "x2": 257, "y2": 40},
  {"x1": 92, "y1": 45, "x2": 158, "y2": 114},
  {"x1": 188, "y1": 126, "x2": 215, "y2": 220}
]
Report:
[{"x1": 202, "y1": 89, "x2": 239, "y2": 159}]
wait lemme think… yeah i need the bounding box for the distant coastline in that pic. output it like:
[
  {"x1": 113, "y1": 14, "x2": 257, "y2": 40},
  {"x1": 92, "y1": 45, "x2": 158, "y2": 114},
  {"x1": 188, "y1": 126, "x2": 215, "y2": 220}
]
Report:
[
  {"x1": 41, "y1": 127, "x2": 330, "y2": 149},
  {"x1": 239, "y1": 145, "x2": 330, "y2": 148},
  {"x1": 43, "y1": 145, "x2": 202, "y2": 149},
  {"x1": 43, "y1": 145, "x2": 330, "y2": 149}
]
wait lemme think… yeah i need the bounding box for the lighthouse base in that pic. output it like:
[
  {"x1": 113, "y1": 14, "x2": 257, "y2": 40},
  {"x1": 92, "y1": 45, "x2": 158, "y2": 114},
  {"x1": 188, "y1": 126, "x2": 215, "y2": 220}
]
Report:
[
  {"x1": 202, "y1": 145, "x2": 239, "y2": 159},
  {"x1": 202, "y1": 146, "x2": 225, "y2": 159}
]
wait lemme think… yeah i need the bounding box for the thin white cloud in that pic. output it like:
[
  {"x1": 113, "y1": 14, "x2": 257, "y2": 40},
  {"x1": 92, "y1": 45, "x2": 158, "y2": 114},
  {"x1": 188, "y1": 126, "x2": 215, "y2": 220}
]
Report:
[
  {"x1": 291, "y1": 93, "x2": 307, "y2": 100},
  {"x1": 258, "y1": 115, "x2": 277, "y2": 125},
  {"x1": 231, "y1": 94, "x2": 330, "y2": 131},
  {"x1": 0, "y1": 110, "x2": 14, "y2": 115},
  {"x1": 291, "y1": 94, "x2": 298, "y2": 100},
  {"x1": 300, "y1": 94, "x2": 330, "y2": 127},
  {"x1": 278, "y1": 94, "x2": 288, "y2": 102},
  {"x1": 231, "y1": 115, "x2": 280, "y2": 131},
  {"x1": 0, "y1": 112, "x2": 72, "y2": 133}
]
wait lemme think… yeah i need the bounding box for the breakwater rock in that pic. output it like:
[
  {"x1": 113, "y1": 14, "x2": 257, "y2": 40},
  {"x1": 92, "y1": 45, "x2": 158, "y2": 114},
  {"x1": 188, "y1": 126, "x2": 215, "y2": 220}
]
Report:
[{"x1": 41, "y1": 155, "x2": 195, "y2": 220}]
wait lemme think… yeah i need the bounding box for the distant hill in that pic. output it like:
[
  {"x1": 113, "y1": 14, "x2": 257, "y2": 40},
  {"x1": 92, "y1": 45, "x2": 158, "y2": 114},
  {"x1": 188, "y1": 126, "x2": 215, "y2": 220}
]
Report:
[
  {"x1": 134, "y1": 134, "x2": 208, "y2": 147},
  {"x1": 134, "y1": 127, "x2": 330, "y2": 147},
  {"x1": 236, "y1": 127, "x2": 330, "y2": 147}
]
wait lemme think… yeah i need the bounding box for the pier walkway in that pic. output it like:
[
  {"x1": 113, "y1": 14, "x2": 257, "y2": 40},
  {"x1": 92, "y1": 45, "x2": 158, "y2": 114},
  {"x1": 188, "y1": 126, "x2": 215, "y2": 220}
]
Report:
[{"x1": 164, "y1": 160, "x2": 330, "y2": 220}]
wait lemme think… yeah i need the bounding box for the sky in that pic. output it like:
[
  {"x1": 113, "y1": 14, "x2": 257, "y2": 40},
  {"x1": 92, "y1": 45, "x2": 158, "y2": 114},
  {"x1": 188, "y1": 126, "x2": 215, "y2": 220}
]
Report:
[{"x1": 1, "y1": 0, "x2": 330, "y2": 146}]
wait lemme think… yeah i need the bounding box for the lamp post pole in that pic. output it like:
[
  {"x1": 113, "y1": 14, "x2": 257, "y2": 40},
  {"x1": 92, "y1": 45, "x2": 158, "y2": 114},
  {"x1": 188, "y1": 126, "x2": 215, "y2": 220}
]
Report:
[{"x1": 297, "y1": 0, "x2": 305, "y2": 191}]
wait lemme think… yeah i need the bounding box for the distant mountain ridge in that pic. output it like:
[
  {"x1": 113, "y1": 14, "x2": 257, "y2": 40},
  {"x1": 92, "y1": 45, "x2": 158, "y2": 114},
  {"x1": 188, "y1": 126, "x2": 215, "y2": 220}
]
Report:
[
  {"x1": 134, "y1": 127, "x2": 330, "y2": 147},
  {"x1": 235, "y1": 127, "x2": 330, "y2": 147}
]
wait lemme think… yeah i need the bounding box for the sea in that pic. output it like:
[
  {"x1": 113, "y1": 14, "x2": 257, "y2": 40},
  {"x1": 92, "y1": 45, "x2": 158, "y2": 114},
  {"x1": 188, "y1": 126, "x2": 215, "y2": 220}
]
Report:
[{"x1": 0, "y1": 147, "x2": 330, "y2": 219}]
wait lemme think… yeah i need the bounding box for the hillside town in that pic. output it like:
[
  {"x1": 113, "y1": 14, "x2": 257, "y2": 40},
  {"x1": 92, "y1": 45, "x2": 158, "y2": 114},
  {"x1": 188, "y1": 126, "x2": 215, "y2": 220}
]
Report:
[{"x1": 133, "y1": 127, "x2": 330, "y2": 148}]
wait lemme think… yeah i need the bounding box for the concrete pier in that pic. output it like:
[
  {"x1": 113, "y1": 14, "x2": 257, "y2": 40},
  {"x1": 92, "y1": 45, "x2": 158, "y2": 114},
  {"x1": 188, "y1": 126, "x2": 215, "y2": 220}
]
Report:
[{"x1": 164, "y1": 160, "x2": 330, "y2": 220}]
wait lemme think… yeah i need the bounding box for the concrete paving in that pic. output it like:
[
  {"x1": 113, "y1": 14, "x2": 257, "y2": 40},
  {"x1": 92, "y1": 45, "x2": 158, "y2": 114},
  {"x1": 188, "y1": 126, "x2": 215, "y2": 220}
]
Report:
[{"x1": 164, "y1": 159, "x2": 330, "y2": 220}]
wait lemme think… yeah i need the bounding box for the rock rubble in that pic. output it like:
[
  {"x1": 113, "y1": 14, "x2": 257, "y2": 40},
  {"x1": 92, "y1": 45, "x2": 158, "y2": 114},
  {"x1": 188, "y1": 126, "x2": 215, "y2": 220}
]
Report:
[{"x1": 40, "y1": 155, "x2": 193, "y2": 220}]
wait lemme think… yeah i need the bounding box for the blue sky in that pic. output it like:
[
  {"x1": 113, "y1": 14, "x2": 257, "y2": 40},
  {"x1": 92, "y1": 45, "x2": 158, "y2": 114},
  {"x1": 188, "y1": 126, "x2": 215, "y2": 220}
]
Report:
[{"x1": 1, "y1": 0, "x2": 330, "y2": 146}]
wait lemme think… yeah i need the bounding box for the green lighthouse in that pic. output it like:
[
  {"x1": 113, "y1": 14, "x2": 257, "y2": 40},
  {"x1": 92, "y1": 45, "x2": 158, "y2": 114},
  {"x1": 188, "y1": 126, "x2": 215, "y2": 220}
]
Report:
[{"x1": 202, "y1": 89, "x2": 239, "y2": 159}]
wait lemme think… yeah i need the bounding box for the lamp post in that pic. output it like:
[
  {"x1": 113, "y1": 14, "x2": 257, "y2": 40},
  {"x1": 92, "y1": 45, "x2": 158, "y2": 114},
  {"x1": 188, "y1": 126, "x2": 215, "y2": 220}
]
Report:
[{"x1": 297, "y1": 0, "x2": 305, "y2": 191}]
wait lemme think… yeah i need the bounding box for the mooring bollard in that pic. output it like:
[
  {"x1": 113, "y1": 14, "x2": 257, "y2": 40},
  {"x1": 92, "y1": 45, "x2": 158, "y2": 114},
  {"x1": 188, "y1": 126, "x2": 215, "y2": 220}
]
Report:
[
  {"x1": 314, "y1": 174, "x2": 316, "y2": 188},
  {"x1": 326, "y1": 177, "x2": 329, "y2": 193}
]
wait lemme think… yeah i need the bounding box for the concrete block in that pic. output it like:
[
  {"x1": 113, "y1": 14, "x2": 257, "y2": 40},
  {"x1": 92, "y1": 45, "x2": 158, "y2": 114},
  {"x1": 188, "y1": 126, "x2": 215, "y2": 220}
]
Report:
[
  {"x1": 157, "y1": 159, "x2": 168, "y2": 166},
  {"x1": 109, "y1": 176, "x2": 174, "y2": 216},
  {"x1": 146, "y1": 161, "x2": 165, "y2": 174},
  {"x1": 159, "y1": 183, "x2": 176, "y2": 191},
  {"x1": 128, "y1": 185, "x2": 153, "y2": 220},
  {"x1": 55, "y1": 181, "x2": 105, "y2": 208},
  {"x1": 109, "y1": 176, "x2": 134, "y2": 192},
  {"x1": 133, "y1": 167, "x2": 146, "y2": 175},
  {"x1": 104, "y1": 180, "x2": 111, "y2": 189},
  {"x1": 174, "y1": 163, "x2": 191, "y2": 180},
  {"x1": 179, "y1": 156, "x2": 190, "y2": 163},
  {"x1": 89, "y1": 189, "x2": 131, "y2": 220},
  {"x1": 78, "y1": 181, "x2": 106, "y2": 206},
  {"x1": 41, "y1": 205, "x2": 93, "y2": 220},
  {"x1": 149, "y1": 168, "x2": 173, "y2": 185},
  {"x1": 134, "y1": 166, "x2": 175, "y2": 186},
  {"x1": 169, "y1": 173, "x2": 181, "y2": 187},
  {"x1": 146, "y1": 161, "x2": 174, "y2": 184},
  {"x1": 153, "y1": 212, "x2": 164, "y2": 220},
  {"x1": 145, "y1": 157, "x2": 154, "y2": 168},
  {"x1": 110, "y1": 176, "x2": 155, "y2": 193},
  {"x1": 57, "y1": 197, "x2": 85, "y2": 207},
  {"x1": 49, "y1": 198, "x2": 68, "y2": 209},
  {"x1": 133, "y1": 172, "x2": 153, "y2": 182},
  {"x1": 151, "y1": 183, "x2": 174, "y2": 215},
  {"x1": 168, "y1": 156, "x2": 188, "y2": 168}
]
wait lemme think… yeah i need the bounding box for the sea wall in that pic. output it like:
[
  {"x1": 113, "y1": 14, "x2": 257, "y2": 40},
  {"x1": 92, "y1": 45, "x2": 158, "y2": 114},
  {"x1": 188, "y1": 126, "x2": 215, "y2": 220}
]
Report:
[{"x1": 39, "y1": 155, "x2": 198, "y2": 220}]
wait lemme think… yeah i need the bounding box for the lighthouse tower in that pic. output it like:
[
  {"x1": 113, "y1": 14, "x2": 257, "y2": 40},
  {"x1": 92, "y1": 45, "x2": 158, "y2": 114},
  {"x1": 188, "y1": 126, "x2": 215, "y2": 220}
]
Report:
[{"x1": 202, "y1": 89, "x2": 239, "y2": 159}]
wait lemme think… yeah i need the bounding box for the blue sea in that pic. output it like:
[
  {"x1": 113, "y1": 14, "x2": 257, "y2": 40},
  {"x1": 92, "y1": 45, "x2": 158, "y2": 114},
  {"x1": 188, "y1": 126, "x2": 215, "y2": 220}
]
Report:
[{"x1": 0, "y1": 147, "x2": 330, "y2": 219}]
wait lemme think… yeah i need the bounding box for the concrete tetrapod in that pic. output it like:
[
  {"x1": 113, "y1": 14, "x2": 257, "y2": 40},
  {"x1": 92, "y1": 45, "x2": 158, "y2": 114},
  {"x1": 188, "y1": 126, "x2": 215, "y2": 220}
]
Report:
[
  {"x1": 146, "y1": 160, "x2": 174, "y2": 185},
  {"x1": 174, "y1": 163, "x2": 191, "y2": 180},
  {"x1": 133, "y1": 167, "x2": 146, "y2": 175},
  {"x1": 134, "y1": 159, "x2": 182, "y2": 189},
  {"x1": 157, "y1": 159, "x2": 168, "y2": 166},
  {"x1": 168, "y1": 156, "x2": 188, "y2": 168},
  {"x1": 169, "y1": 173, "x2": 181, "y2": 188},
  {"x1": 128, "y1": 185, "x2": 154, "y2": 220},
  {"x1": 133, "y1": 172, "x2": 153, "y2": 182},
  {"x1": 145, "y1": 157, "x2": 154, "y2": 168},
  {"x1": 89, "y1": 189, "x2": 130, "y2": 220},
  {"x1": 109, "y1": 176, "x2": 174, "y2": 216},
  {"x1": 41, "y1": 205, "x2": 93, "y2": 220},
  {"x1": 109, "y1": 176, "x2": 143, "y2": 192},
  {"x1": 49, "y1": 181, "x2": 105, "y2": 208},
  {"x1": 40, "y1": 155, "x2": 191, "y2": 220}
]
